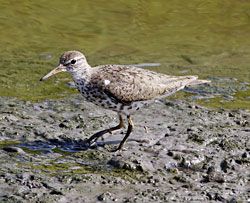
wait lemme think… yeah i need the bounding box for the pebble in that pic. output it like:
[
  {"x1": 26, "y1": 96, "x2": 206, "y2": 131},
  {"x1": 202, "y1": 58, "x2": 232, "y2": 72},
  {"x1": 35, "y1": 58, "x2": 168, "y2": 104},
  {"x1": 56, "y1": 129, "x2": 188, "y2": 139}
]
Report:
[
  {"x1": 2, "y1": 146, "x2": 26, "y2": 154},
  {"x1": 97, "y1": 192, "x2": 117, "y2": 202}
]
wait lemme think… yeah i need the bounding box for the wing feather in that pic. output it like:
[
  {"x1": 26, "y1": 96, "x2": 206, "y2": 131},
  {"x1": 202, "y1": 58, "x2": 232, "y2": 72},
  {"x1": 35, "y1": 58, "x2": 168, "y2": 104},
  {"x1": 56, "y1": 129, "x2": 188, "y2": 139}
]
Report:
[{"x1": 90, "y1": 65, "x2": 199, "y2": 102}]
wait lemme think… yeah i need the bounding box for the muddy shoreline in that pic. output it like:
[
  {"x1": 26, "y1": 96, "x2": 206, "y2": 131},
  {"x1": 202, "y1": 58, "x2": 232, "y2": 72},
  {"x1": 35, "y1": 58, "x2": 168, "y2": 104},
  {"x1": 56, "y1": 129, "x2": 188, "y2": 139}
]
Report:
[{"x1": 0, "y1": 95, "x2": 249, "y2": 202}]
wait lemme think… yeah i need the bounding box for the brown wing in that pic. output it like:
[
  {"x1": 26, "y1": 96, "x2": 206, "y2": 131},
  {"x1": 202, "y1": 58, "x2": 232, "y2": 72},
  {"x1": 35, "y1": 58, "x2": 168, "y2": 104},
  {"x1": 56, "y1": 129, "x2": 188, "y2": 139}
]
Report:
[{"x1": 90, "y1": 65, "x2": 198, "y2": 102}]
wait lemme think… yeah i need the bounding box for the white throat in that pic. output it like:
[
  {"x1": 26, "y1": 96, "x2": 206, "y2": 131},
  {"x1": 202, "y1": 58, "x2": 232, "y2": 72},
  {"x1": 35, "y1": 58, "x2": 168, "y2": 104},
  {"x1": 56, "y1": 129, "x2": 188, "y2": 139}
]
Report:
[{"x1": 71, "y1": 62, "x2": 92, "y2": 84}]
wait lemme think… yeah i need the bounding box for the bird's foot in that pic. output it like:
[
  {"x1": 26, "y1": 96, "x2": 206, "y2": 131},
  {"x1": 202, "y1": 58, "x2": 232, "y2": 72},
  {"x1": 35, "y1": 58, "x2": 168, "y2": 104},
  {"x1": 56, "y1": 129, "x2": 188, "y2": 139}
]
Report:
[
  {"x1": 83, "y1": 137, "x2": 107, "y2": 150},
  {"x1": 83, "y1": 138, "x2": 95, "y2": 148}
]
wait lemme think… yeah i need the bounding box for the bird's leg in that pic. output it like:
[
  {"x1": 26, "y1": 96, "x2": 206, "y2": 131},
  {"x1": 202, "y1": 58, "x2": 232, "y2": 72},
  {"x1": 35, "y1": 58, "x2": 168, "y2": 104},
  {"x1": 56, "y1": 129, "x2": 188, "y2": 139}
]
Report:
[
  {"x1": 86, "y1": 114, "x2": 124, "y2": 145},
  {"x1": 110, "y1": 115, "x2": 134, "y2": 152}
]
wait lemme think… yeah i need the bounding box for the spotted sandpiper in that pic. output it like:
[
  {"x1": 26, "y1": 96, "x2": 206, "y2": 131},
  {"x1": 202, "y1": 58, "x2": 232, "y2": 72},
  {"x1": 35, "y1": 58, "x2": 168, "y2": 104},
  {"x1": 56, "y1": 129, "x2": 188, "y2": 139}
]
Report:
[{"x1": 40, "y1": 51, "x2": 210, "y2": 151}]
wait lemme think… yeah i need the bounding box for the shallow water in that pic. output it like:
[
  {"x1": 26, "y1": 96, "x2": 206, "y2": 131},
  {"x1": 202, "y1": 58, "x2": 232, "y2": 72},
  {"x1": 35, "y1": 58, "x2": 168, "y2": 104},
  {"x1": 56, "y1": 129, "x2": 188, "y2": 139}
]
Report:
[{"x1": 0, "y1": 0, "x2": 249, "y2": 109}]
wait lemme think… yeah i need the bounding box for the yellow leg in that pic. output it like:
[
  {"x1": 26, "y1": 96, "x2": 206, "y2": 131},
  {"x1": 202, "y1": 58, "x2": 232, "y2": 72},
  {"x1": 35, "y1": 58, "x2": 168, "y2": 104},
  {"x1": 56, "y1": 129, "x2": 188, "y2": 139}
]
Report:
[{"x1": 110, "y1": 115, "x2": 134, "y2": 152}]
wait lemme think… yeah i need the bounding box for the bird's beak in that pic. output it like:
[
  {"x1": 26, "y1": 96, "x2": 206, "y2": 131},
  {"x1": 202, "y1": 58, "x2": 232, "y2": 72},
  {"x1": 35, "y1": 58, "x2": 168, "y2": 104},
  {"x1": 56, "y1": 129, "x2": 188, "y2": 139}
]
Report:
[{"x1": 40, "y1": 64, "x2": 67, "y2": 81}]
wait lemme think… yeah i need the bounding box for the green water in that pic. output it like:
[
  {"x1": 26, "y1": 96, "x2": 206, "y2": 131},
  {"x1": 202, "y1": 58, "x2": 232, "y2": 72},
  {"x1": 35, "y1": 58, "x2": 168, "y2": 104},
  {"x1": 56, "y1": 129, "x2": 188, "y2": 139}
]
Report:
[{"x1": 0, "y1": 0, "x2": 249, "y2": 109}]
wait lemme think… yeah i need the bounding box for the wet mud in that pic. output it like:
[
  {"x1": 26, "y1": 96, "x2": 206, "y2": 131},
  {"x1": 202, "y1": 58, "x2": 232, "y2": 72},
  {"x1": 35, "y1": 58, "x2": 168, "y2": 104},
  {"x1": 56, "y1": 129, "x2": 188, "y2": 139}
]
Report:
[{"x1": 0, "y1": 95, "x2": 249, "y2": 202}]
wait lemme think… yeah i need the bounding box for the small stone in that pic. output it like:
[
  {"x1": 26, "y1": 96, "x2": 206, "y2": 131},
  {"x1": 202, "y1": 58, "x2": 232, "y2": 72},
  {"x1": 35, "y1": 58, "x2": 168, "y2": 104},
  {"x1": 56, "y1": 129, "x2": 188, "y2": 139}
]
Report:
[
  {"x1": 97, "y1": 192, "x2": 114, "y2": 201},
  {"x1": 220, "y1": 159, "x2": 230, "y2": 173},
  {"x1": 50, "y1": 189, "x2": 63, "y2": 195},
  {"x1": 34, "y1": 129, "x2": 46, "y2": 137},
  {"x1": 186, "y1": 126, "x2": 198, "y2": 132},
  {"x1": 188, "y1": 104, "x2": 196, "y2": 109},
  {"x1": 228, "y1": 197, "x2": 237, "y2": 203},
  {"x1": 2, "y1": 146, "x2": 26, "y2": 154},
  {"x1": 167, "y1": 126, "x2": 176, "y2": 132},
  {"x1": 242, "y1": 152, "x2": 248, "y2": 158},
  {"x1": 155, "y1": 141, "x2": 162, "y2": 146},
  {"x1": 228, "y1": 112, "x2": 235, "y2": 117},
  {"x1": 235, "y1": 119, "x2": 248, "y2": 126},
  {"x1": 4, "y1": 115, "x2": 19, "y2": 122},
  {"x1": 173, "y1": 154, "x2": 182, "y2": 161},
  {"x1": 167, "y1": 151, "x2": 174, "y2": 156},
  {"x1": 207, "y1": 166, "x2": 215, "y2": 174}
]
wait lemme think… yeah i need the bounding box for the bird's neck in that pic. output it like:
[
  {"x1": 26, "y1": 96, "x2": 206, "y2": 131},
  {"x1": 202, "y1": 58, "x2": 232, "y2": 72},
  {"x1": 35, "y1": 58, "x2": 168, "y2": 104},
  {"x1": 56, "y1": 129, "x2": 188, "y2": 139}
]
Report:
[{"x1": 72, "y1": 64, "x2": 93, "y2": 84}]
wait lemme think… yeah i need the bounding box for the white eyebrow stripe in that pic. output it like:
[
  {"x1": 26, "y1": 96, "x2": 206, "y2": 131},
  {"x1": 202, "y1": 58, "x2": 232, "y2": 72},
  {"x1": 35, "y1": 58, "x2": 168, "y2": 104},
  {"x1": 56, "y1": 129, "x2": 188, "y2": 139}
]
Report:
[{"x1": 74, "y1": 56, "x2": 84, "y2": 61}]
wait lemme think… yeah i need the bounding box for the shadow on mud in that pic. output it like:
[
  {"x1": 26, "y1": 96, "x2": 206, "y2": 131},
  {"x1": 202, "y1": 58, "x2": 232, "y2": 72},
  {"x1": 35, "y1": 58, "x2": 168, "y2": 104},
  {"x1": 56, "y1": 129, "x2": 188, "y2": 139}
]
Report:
[{"x1": 18, "y1": 138, "x2": 123, "y2": 153}]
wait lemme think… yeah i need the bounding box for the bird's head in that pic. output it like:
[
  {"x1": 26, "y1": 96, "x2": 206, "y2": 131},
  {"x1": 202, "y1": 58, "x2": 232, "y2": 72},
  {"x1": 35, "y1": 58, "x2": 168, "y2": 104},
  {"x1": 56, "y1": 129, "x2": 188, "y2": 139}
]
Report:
[{"x1": 40, "y1": 50, "x2": 88, "y2": 81}]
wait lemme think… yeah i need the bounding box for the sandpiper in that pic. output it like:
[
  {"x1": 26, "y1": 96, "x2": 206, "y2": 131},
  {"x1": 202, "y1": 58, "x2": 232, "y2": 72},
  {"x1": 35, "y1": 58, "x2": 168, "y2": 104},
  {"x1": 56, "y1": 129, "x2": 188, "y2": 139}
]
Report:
[{"x1": 40, "y1": 51, "x2": 210, "y2": 151}]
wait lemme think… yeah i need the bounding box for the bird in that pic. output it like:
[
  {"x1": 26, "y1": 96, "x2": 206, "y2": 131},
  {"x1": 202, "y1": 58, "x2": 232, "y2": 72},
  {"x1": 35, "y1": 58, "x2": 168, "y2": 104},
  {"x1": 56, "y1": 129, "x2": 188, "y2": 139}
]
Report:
[{"x1": 40, "y1": 50, "x2": 210, "y2": 152}]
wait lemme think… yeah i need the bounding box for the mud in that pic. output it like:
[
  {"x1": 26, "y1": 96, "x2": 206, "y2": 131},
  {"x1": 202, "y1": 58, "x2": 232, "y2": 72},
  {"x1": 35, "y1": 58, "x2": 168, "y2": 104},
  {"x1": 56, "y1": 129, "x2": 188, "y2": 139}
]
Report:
[{"x1": 0, "y1": 95, "x2": 249, "y2": 202}]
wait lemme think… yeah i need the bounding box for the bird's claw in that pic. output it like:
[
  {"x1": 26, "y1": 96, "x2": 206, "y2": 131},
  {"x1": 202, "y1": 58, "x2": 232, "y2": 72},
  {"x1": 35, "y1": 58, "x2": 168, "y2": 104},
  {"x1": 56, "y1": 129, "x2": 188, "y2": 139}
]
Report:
[{"x1": 83, "y1": 139, "x2": 93, "y2": 148}]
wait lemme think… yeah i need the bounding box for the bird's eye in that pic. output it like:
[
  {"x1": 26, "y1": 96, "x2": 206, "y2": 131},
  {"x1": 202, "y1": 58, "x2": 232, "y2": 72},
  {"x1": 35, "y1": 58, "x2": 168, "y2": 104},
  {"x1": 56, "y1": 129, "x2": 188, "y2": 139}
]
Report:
[{"x1": 71, "y1": 59, "x2": 76, "y2": 64}]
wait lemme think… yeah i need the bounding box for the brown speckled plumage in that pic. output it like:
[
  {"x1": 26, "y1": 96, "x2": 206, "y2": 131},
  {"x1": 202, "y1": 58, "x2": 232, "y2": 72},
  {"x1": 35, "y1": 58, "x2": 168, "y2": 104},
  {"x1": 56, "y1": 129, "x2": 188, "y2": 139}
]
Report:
[
  {"x1": 40, "y1": 50, "x2": 210, "y2": 151},
  {"x1": 91, "y1": 65, "x2": 194, "y2": 102}
]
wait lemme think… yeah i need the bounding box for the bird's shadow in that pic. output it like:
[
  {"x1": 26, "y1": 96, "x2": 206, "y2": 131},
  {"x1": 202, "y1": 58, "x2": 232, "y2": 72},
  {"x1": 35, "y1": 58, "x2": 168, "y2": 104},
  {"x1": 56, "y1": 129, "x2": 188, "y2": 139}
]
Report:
[{"x1": 18, "y1": 138, "x2": 123, "y2": 153}]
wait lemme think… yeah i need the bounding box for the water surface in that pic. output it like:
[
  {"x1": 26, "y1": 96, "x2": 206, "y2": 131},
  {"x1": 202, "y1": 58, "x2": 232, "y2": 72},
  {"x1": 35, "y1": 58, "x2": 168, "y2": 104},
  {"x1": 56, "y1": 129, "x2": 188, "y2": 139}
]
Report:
[{"x1": 0, "y1": 0, "x2": 249, "y2": 109}]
